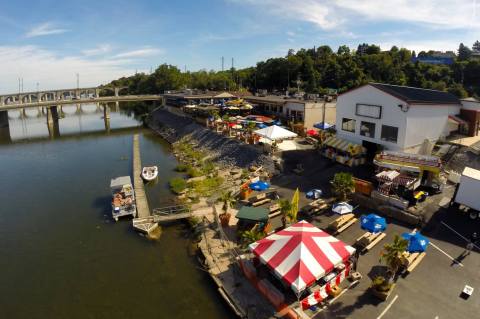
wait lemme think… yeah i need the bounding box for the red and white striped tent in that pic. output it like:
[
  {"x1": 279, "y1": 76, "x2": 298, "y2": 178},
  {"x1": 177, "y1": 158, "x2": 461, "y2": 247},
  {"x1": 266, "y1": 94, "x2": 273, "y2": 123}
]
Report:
[{"x1": 249, "y1": 220, "x2": 356, "y2": 294}]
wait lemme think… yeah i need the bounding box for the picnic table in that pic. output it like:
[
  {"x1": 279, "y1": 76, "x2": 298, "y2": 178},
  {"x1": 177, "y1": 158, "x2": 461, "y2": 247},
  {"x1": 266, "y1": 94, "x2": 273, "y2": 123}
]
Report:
[
  {"x1": 354, "y1": 232, "x2": 386, "y2": 252},
  {"x1": 302, "y1": 198, "x2": 334, "y2": 215},
  {"x1": 401, "y1": 251, "x2": 426, "y2": 273},
  {"x1": 327, "y1": 213, "x2": 358, "y2": 234}
]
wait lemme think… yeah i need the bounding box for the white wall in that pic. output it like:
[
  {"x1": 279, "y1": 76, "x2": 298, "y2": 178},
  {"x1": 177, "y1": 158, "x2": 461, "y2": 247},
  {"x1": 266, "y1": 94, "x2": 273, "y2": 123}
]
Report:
[
  {"x1": 336, "y1": 85, "x2": 407, "y2": 151},
  {"x1": 404, "y1": 103, "x2": 460, "y2": 148},
  {"x1": 461, "y1": 100, "x2": 480, "y2": 111}
]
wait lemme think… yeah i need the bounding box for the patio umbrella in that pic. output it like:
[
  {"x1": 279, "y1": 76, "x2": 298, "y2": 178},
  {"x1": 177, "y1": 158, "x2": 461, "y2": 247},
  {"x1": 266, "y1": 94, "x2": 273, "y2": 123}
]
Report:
[
  {"x1": 332, "y1": 202, "x2": 353, "y2": 215},
  {"x1": 272, "y1": 120, "x2": 281, "y2": 126},
  {"x1": 360, "y1": 214, "x2": 386, "y2": 233},
  {"x1": 232, "y1": 124, "x2": 242, "y2": 129},
  {"x1": 306, "y1": 189, "x2": 323, "y2": 199},
  {"x1": 257, "y1": 123, "x2": 268, "y2": 129},
  {"x1": 314, "y1": 122, "x2": 333, "y2": 130},
  {"x1": 306, "y1": 129, "x2": 318, "y2": 136},
  {"x1": 402, "y1": 231, "x2": 429, "y2": 253},
  {"x1": 248, "y1": 181, "x2": 270, "y2": 191}
]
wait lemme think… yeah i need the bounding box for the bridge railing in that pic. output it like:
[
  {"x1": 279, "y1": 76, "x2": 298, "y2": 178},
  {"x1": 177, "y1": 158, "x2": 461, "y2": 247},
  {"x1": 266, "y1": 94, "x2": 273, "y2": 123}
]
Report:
[{"x1": 152, "y1": 205, "x2": 190, "y2": 216}]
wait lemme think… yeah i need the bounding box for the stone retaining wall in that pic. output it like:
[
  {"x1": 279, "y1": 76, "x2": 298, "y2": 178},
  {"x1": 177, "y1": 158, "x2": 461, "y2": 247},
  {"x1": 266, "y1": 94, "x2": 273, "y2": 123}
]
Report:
[{"x1": 149, "y1": 107, "x2": 275, "y2": 172}]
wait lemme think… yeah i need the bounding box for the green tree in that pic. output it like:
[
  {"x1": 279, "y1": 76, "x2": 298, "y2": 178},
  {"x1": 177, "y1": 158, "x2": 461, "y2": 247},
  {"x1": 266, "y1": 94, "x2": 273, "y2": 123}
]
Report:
[
  {"x1": 331, "y1": 172, "x2": 355, "y2": 201},
  {"x1": 380, "y1": 235, "x2": 409, "y2": 281},
  {"x1": 472, "y1": 40, "x2": 480, "y2": 52},
  {"x1": 216, "y1": 190, "x2": 236, "y2": 215},
  {"x1": 240, "y1": 229, "x2": 264, "y2": 248},
  {"x1": 458, "y1": 43, "x2": 472, "y2": 61},
  {"x1": 278, "y1": 198, "x2": 293, "y2": 227}
]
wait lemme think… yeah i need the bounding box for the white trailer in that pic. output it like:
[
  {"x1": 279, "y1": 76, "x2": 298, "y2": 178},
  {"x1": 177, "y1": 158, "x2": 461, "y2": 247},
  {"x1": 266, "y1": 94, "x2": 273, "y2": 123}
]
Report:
[{"x1": 453, "y1": 167, "x2": 480, "y2": 219}]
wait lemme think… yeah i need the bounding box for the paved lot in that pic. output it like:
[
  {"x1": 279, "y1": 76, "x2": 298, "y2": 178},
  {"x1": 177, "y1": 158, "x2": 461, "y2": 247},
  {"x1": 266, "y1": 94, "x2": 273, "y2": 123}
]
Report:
[{"x1": 269, "y1": 152, "x2": 480, "y2": 319}]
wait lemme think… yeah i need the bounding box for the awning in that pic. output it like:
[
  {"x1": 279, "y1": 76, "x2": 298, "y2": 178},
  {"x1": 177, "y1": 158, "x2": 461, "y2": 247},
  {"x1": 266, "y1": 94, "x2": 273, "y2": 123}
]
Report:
[
  {"x1": 249, "y1": 220, "x2": 355, "y2": 294},
  {"x1": 323, "y1": 136, "x2": 366, "y2": 154},
  {"x1": 254, "y1": 125, "x2": 297, "y2": 141},
  {"x1": 236, "y1": 206, "x2": 269, "y2": 222},
  {"x1": 448, "y1": 115, "x2": 468, "y2": 125}
]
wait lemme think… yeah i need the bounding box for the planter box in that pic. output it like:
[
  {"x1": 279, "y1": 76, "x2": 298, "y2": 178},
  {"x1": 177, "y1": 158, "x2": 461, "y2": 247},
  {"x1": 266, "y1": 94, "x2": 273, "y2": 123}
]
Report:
[{"x1": 371, "y1": 283, "x2": 396, "y2": 301}]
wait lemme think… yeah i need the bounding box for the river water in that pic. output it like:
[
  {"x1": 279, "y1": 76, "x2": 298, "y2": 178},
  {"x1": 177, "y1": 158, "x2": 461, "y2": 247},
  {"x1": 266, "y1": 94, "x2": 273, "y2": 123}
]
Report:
[{"x1": 0, "y1": 104, "x2": 231, "y2": 319}]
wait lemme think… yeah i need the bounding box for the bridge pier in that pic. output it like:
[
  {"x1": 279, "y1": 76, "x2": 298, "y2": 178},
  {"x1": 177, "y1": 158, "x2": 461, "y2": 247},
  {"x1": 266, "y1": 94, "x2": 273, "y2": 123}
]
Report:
[
  {"x1": 46, "y1": 106, "x2": 60, "y2": 138},
  {"x1": 104, "y1": 116, "x2": 110, "y2": 133},
  {"x1": 0, "y1": 110, "x2": 10, "y2": 143},
  {"x1": 103, "y1": 104, "x2": 110, "y2": 119},
  {"x1": 115, "y1": 101, "x2": 120, "y2": 112}
]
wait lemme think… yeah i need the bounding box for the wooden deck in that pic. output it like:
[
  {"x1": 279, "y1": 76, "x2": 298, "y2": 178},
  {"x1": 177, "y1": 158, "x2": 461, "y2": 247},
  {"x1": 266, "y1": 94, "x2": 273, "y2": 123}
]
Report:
[
  {"x1": 132, "y1": 134, "x2": 150, "y2": 218},
  {"x1": 132, "y1": 134, "x2": 158, "y2": 234},
  {"x1": 152, "y1": 205, "x2": 213, "y2": 222}
]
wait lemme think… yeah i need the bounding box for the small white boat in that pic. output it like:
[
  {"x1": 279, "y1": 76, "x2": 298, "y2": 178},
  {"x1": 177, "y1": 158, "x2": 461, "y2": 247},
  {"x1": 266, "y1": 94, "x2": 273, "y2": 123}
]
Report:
[{"x1": 141, "y1": 166, "x2": 158, "y2": 181}]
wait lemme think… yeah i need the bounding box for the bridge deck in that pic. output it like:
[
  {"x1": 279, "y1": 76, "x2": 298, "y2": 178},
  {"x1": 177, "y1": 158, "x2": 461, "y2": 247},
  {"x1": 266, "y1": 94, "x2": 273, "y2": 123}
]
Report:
[
  {"x1": 152, "y1": 205, "x2": 213, "y2": 222},
  {"x1": 0, "y1": 95, "x2": 162, "y2": 110},
  {"x1": 132, "y1": 134, "x2": 150, "y2": 219}
]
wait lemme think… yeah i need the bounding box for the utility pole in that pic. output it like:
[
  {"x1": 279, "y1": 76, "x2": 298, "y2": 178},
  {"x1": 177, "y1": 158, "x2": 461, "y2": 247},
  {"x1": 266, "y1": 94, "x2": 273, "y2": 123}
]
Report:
[
  {"x1": 322, "y1": 95, "x2": 327, "y2": 128},
  {"x1": 222, "y1": 56, "x2": 226, "y2": 90},
  {"x1": 18, "y1": 78, "x2": 21, "y2": 94}
]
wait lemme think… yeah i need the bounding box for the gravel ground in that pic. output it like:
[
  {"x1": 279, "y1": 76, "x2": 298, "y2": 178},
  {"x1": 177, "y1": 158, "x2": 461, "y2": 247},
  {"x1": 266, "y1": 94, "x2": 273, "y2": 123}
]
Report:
[{"x1": 149, "y1": 108, "x2": 275, "y2": 173}]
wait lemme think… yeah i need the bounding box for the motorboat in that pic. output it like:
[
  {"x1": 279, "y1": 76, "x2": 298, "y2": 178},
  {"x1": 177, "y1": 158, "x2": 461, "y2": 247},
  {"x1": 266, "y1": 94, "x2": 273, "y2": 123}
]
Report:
[
  {"x1": 141, "y1": 166, "x2": 158, "y2": 181},
  {"x1": 110, "y1": 176, "x2": 137, "y2": 221}
]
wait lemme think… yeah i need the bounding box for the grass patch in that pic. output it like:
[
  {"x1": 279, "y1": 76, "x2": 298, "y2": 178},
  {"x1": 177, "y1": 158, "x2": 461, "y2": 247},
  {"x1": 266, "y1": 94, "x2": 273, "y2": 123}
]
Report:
[
  {"x1": 187, "y1": 166, "x2": 203, "y2": 178},
  {"x1": 189, "y1": 176, "x2": 224, "y2": 197},
  {"x1": 175, "y1": 164, "x2": 189, "y2": 172},
  {"x1": 169, "y1": 177, "x2": 187, "y2": 194}
]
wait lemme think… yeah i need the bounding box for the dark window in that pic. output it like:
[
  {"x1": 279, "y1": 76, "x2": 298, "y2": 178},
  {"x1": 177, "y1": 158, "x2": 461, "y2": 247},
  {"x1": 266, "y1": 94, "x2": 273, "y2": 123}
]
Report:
[
  {"x1": 381, "y1": 125, "x2": 399, "y2": 143},
  {"x1": 342, "y1": 118, "x2": 356, "y2": 133},
  {"x1": 356, "y1": 104, "x2": 382, "y2": 119},
  {"x1": 360, "y1": 121, "x2": 376, "y2": 138}
]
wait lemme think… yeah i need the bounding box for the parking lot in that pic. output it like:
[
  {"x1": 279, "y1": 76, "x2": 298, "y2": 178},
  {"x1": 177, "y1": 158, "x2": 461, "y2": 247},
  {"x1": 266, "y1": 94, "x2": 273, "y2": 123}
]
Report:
[{"x1": 270, "y1": 151, "x2": 480, "y2": 319}]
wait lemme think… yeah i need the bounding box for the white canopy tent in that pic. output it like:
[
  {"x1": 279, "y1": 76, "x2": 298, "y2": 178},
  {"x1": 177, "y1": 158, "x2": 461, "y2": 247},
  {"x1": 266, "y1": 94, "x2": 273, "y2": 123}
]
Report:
[{"x1": 254, "y1": 125, "x2": 297, "y2": 141}]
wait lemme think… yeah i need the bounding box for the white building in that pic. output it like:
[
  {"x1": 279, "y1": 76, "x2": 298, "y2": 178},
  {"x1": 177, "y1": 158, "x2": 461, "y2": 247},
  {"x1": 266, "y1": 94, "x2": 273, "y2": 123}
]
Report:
[{"x1": 336, "y1": 83, "x2": 468, "y2": 154}]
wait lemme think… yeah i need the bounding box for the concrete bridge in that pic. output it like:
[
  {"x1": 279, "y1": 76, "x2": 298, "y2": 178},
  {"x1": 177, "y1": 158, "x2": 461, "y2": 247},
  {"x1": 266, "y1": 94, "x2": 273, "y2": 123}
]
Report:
[
  {"x1": 0, "y1": 90, "x2": 163, "y2": 141},
  {"x1": 0, "y1": 86, "x2": 128, "y2": 106}
]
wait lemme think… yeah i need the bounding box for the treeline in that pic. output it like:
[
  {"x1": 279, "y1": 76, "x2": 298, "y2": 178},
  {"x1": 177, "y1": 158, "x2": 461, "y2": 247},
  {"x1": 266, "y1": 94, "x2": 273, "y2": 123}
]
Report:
[{"x1": 108, "y1": 42, "x2": 480, "y2": 98}]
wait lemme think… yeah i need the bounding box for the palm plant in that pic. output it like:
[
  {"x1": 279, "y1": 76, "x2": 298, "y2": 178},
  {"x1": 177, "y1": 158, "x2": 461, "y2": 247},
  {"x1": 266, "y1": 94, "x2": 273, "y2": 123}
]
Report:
[
  {"x1": 240, "y1": 229, "x2": 264, "y2": 248},
  {"x1": 380, "y1": 235, "x2": 409, "y2": 282},
  {"x1": 331, "y1": 172, "x2": 355, "y2": 201},
  {"x1": 217, "y1": 190, "x2": 236, "y2": 215},
  {"x1": 279, "y1": 199, "x2": 294, "y2": 227}
]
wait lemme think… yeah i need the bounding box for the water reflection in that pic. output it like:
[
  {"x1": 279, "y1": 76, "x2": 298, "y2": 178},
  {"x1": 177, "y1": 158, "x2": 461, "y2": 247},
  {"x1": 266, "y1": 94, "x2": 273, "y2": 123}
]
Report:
[{"x1": 2, "y1": 102, "x2": 142, "y2": 142}]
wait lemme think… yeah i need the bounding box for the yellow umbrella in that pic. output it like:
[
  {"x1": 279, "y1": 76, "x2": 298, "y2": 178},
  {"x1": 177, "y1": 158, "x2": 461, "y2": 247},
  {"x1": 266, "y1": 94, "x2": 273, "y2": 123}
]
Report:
[{"x1": 290, "y1": 188, "x2": 300, "y2": 223}]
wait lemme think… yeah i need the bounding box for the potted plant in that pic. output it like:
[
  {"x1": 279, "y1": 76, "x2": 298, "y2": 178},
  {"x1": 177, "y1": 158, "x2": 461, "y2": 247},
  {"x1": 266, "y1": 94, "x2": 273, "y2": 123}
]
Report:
[
  {"x1": 371, "y1": 235, "x2": 409, "y2": 300},
  {"x1": 279, "y1": 198, "x2": 295, "y2": 228},
  {"x1": 330, "y1": 172, "x2": 355, "y2": 201},
  {"x1": 217, "y1": 191, "x2": 236, "y2": 227},
  {"x1": 370, "y1": 276, "x2": 394, "y2": 301}
]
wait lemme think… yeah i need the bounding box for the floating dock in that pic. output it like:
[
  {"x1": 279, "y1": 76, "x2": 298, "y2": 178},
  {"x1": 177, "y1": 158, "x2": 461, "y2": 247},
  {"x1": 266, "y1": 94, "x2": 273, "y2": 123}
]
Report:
[{"x1": 132, "y1": 134, "x2": 158, "y2": 234}]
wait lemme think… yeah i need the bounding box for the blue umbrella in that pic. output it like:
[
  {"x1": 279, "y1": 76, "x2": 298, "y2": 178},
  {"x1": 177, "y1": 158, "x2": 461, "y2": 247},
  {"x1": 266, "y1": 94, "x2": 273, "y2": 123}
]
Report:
[
  {"x1": 249, "y1": 181, "x2": 270, "y2": 191},
  {"x1": 402, "y1": 232, "x2": 430, "y2": 253},
  {"x1": 360, "y1": 214, "x2": 386, "y2": 233},
  {"x1": 313, "y1": 122, "x2": 333, "y2": 130},
  {"x1": 257, "y1": 123, "x2": 267, "y2": 129},
  {"x1": 306, "y1": 189, "x2": 323, "y2": 199},
  {"x1": 272, "y1": 120, "x2": 282, "y2": 126}
]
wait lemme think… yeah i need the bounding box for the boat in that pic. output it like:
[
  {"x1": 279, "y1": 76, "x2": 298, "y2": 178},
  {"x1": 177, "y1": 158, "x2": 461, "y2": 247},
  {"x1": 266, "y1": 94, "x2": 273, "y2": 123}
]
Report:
[
  {"x1": 141, "y1": 166, "x2": 158, "y2": 181},
  {"x1": 110, "y1": 176, "x2": 137, "y2": 221}
]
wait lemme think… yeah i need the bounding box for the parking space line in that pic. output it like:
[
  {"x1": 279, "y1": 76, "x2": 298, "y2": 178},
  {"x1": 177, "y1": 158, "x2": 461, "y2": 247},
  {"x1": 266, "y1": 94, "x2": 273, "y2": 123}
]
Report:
[
  {"x1": 376, "y1": 294, "x2": 398, "y2": 319},
  {"x1": 441, "y1": 221, "x2": 480, "y2": 250},
  {"x1": 429, "y1": 241, "x2": 464, "y2": 267}
]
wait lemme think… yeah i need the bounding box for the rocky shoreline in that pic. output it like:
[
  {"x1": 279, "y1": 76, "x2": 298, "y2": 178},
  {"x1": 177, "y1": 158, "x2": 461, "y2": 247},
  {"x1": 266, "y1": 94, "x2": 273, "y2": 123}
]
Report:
[{"x1": 148, "y1": 107, "x2": 275, "y2": 173}]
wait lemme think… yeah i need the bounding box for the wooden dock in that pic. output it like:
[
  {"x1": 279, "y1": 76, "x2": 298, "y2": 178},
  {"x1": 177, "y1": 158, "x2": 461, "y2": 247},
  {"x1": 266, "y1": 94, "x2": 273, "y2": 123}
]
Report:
[
  {"x1": 132, "y1": 134, "x2": 158, "y2": 234},
  {"x1": 152, "y1": 205, "x2": 213, "y2": 222}
]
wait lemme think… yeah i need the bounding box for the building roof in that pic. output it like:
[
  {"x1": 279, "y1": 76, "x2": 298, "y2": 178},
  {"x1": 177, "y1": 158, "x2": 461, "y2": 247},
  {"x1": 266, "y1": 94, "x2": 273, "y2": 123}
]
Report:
[
  {"x1": 370, "y1": 83, "x2": 461, "y2": 105},
  {"x1": 110, "y1": 176, "x2": 132, "y2": 188},
  {"x1": 462, "y1": 167, "x2": 480, "y2": 181},
  {"x1": 236, "y1": 206, "x2": 269, "y2": 222},
  {"x1": 461, "y1": 97, "x2": 480, "y2": 102}
]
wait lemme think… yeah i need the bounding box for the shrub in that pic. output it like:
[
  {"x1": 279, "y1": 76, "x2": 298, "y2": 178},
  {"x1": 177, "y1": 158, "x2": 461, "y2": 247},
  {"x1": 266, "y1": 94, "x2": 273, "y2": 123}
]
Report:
[
  {"x1": 331, "y1": 172, "x2": 355, "y2": 201},
  {"x1": 169, "y1": 178, "x2": 187, "y2": 194},
  {"x1": 187, "y1": 166, "x2": 203, "y2": 178},
  {"x1": 175, "y1": 164, "x2": 188, "y2": 172}
]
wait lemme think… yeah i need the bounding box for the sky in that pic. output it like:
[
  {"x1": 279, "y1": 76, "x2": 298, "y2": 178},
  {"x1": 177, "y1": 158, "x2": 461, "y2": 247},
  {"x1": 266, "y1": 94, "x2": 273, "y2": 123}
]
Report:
[{"x1": 0, "y1": 0, "x2": 479, "y2": 93}]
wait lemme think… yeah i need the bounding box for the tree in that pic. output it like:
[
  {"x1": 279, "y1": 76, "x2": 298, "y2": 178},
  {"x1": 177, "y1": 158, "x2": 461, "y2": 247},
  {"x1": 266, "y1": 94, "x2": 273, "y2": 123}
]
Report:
[
  {"x1": 217, "y1": 191, "x2": 236, "y2": 215},
  {"x1": 240, "y1": 228, "x2": 265, "y2": 248},
  {"x1": 331, "y1": 172, "x2": 355, "y2": 201},
  {"x1": 458, "y1": 43, "x2": 472, "y2": 61},
  {"x1": 473, "y1": 40, "x2": 480, "y2": 52},
  {"x1": 279, "y1": 198, "x2": 293, "y2": 227},
  {"x1": 447, "y1": 83, "x2": 468, "y2": 98},
  {"x1": 380, "y1": 235, "x2": 409, "y2": 281}
]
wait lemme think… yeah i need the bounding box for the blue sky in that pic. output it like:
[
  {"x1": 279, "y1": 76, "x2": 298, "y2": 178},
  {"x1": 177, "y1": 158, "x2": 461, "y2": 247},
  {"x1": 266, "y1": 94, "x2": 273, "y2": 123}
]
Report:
[{"x1": 0, "y1": 0, "x2": 479, "y2": 93}]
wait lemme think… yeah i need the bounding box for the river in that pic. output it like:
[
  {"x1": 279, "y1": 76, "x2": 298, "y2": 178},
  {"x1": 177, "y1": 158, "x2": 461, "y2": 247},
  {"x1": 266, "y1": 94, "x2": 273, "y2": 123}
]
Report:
[{"x1": 0, "y1": 103, "x2": 232, "y2": 319}]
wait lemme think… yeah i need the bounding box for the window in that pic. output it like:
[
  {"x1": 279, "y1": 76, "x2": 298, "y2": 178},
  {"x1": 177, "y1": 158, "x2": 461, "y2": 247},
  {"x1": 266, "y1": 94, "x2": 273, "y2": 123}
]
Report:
[
  {"x1": 381, "y1": 125, "x2": 399, "y2": 143},
  {"x1": 356, "y1": 104, "x2": 382, "y2": 119},
  {"x1": 290, "y1": 110, "x2": 304, "y2": 122},
  {"x1": 342, "y1": 118, "x2": 356, "y2": 133},
  {"x1": 360, "y1": 121, "x2": 376, "y2": 138}
]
